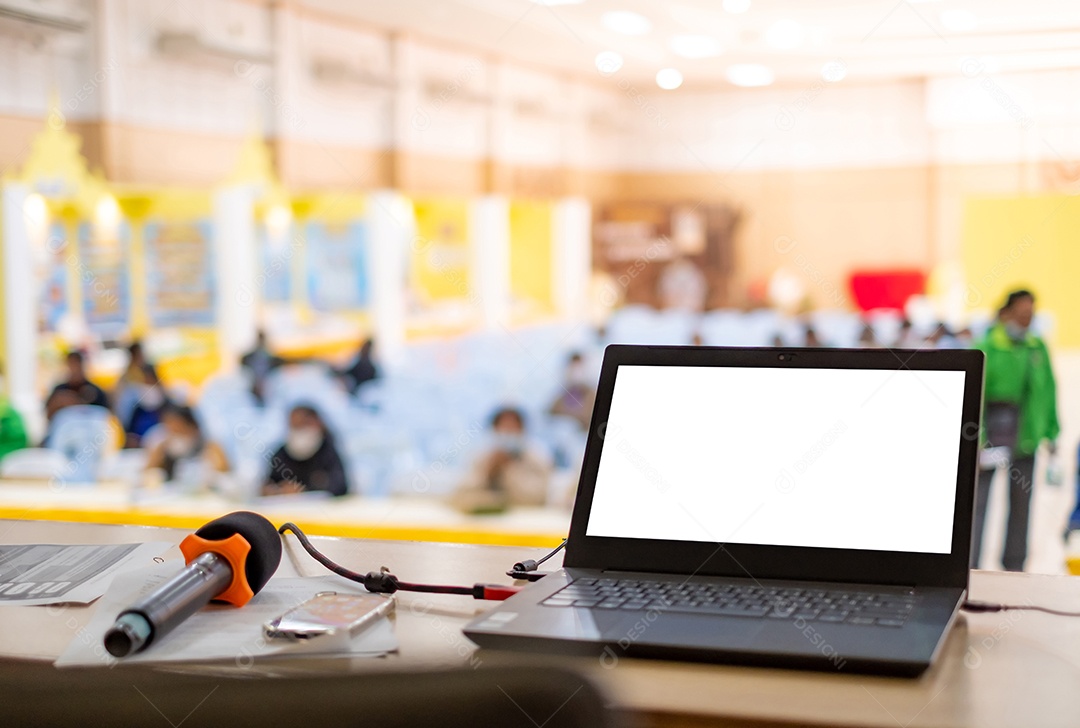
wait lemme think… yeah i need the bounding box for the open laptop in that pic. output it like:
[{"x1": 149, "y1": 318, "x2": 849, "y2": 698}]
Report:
[{"x1": 465, "y1": 345, "x2": 984, "y2": 676}]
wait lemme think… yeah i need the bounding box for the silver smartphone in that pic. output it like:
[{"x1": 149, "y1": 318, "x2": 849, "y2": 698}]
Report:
[{"x1": 264, "y1": 591, "x2": 395, "y2": 641}]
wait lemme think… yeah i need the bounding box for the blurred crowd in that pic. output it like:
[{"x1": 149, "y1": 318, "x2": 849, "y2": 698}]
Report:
[{"x1": 0, "y1": 288, "x2": 1065, "y2": 566}]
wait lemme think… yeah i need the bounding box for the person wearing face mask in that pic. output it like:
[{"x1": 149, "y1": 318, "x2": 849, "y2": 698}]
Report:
[
  {"x1": 548, "y1": 353, "x2": 596, "y2": 431},
  {"x1": 124, "y1": 369, "x2": 171, "y2": 447},
  {"x1": 145, "y1": 405, "x2": 229, "y2": 483},
  {"x1": 114, "y1": 341, "x2": 159, "y2": 430},
  {"x1": 451, "y1": 407, "x2": 551, "y2": 514},
  {"x1": 971, "y1": 289, "x2": 1060, "y2": 572},
  {"x1": 263, "y1": 405, "x2": 349, "y2": 497}
]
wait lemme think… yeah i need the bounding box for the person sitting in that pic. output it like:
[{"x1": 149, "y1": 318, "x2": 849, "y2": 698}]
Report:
[
  {"x1": 41, "y1": 389, "x2": 83, "y2": 447},
  {"x1": 548, "y1": 352, "x2": 596, "y2": 431},
  {"x1": 451, "y1": 407, "x2": 551, "y2": 513},
  {"x1": 113, "y1": 341, "x2": 158, "y2": 423},
  {"x1": 144, "y1": 405, "x2": 229, "y2": 484},
  {"x1": 49, "y1": 351, "x2": 109, "y2": 411},
  {"x1": 240, "y1": 330, "x2": 284, "y2": 404},
  {"x1": 262, "y1": 405, "x2": 349, "y2": 497},
  {"x1": 124, "y1": 369, "x2": 171, "y2": 448},
  {"x1": 338, "y1": 337, "x2": 379, "y2": 395}
]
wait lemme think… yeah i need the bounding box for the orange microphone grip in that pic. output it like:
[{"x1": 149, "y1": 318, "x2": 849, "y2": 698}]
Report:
[{"x1": 179, "y1": 532, "x2": 255, "y2": 606}]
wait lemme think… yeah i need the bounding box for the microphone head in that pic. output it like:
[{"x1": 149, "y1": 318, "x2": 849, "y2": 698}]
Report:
[{"x1": 194, "y1": 511, "x2": 282, "y2": 596}]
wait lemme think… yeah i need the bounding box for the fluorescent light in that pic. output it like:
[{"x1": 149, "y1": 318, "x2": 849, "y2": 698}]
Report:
[
  {"x1": 602, "y1": 10, "x2": 652, "y2": 36},
  {"x1": 726, "y1": 63, "x2": 774, "y2": 87},
  {"x1": 723, "y1": 0, "x2": 751, "y2": 14},
  {"x1": 821, "y1": 59, "x2": 847, "y2": 82},
  {"x1": 595, "y1": 51, "x2": 624, "y2": 76},
  {"x1": 765, "y1": 18, "x2": 804, "y2": 50},
  {"x1": 529, "y1": 0, "x2": 585, "y2": 4},
  {"x1": 940, "y1": 9, "x2": 976, "y2": 32},
  {"x1": 670, "y1": 34, "x2": 723, "y2": 59},
  {"x1": 656, "y1": 68, "x2": 684, "y2": 90}
]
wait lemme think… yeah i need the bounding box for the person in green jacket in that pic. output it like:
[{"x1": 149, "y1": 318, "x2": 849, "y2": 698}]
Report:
[
  {"x1": 0, "y1": 395, "x2": 28, "y2": 463},
  {"x1": 971, "y1": 289, "x2": 1060, "y2": 571}
]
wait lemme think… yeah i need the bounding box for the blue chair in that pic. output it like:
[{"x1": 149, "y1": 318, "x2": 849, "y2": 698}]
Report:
[
  {"x1": 0, "y1": 448, "x2": 69, "y2": 480},
  {"x1": 45, "y1": 405, "x2": 118, "y2": 484}
]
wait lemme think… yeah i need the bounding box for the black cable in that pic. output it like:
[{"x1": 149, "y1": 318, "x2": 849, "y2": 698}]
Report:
[
  {"x1": 962, "y1": 600, "x2": 1080, "y2": 617},
  {"x1": 278, "y1": 522, "x2": 478, "y2": 597},
  {"x1": 512, "y1": 539, "x2": 566, "y2": 573}
]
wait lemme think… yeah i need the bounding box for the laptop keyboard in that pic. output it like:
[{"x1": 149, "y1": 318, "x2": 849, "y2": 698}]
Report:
[{"x1": 542, "y1": 578, "x2": 916, "y2": 627}]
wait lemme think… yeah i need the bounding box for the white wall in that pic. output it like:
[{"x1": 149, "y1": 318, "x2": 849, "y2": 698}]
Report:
[
  {"x1": 619, "y1": 70, "x2": 1080, "y2": 173},
  {"x1": 2, "y1": 1, "x2": 1079, "y2": 175},
  {"x1": 0, "y1": 0, "x2": 628, "y2": 170}
]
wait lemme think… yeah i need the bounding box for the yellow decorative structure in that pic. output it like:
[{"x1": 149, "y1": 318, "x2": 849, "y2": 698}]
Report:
[{"x1": 5, "y1": 104, "x2": 120, "y2": 385}]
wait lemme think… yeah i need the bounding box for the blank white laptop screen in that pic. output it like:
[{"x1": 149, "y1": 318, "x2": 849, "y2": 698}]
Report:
[{"x1": 586, "y1": 365, "x2": 967, "y2": 554}]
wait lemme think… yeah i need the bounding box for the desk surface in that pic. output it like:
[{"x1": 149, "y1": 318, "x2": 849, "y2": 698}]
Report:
[{"x1": 2, "y1": 518, "x2": 1079, "y2": 728}]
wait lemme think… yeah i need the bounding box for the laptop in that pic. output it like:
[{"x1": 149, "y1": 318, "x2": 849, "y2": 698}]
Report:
[{"x1": 465, "y1": 345, "x2": 984, "y2": 676}]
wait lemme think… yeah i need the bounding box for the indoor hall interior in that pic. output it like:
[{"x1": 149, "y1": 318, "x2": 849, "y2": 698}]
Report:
[{"x1": 1, "y1": 0, "x2": 1079, "y2": 584}]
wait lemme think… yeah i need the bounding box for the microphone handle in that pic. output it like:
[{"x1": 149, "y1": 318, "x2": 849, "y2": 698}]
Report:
[{"x1": 106, "y1": 552, "x2": 233, "y2": 657}]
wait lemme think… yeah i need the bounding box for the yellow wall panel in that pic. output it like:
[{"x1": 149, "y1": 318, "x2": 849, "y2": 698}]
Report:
[
  {"x1": 509, "y1": 200, "x2": 554, "y2": 313},
  {"x1": 962, "y1": 195, "x2": 1080, "y2": 347},
  {"x1": 411, "y1": 198, "x2": 471, "y2": 303}
]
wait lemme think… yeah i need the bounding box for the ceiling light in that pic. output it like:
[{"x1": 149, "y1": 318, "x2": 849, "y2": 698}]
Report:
[
  {"x1": 595, "y1": 51, "x2": 623, "y2": 76},
  {"x1": 765, "y1": 18, "x2": 804, "y2": 50},
  {"x1": 940, "y1": 9, "x2": 976, "y2": 32},
  {"x1": 656, "y1": 68, "x2": 684, "y2": 90},
  {"x1": 670, "y1": 34, "x2": 723, "y2": 59},
  {"x1": 529, "y1": 0, "x2": 585, "y2": 4},
  {"x1": 726, "y1": 63, "x2": 774, "y2": 87},
  {"x1": 722, "y1": 0, "x2": 751, "y2": 14},
  {"x1": 601, "y1": 10, "x2": 652, "y2": 36}
]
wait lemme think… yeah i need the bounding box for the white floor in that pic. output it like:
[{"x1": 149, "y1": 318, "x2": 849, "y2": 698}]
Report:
[{"x1": 978, "y1": 350, "x2": 1080, "y2": 574}]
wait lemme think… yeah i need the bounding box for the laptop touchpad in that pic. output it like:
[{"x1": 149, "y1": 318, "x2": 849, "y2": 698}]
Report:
[{"x1": 637, "y1": 612, "x2": 767, "y2": 648}]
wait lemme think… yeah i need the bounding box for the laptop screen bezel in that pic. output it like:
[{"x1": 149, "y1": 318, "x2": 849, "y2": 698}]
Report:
[{"x1": 564, "y1": 345, "x2": 984, "y2": 590}]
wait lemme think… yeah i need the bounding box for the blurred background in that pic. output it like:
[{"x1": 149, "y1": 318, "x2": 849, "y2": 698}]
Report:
[{"x1": 0, "y1": 0, "x2": 1078, "y2": 572}]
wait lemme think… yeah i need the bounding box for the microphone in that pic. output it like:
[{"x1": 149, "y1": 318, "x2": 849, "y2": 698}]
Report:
[{"x1": 103, "y1": 511, "x2": 282, "y2": 658}]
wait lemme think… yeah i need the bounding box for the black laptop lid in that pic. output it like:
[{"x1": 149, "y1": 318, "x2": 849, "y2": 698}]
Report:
[{"x1": 564, "y1": 345, "x2": 984, "y2": 589}]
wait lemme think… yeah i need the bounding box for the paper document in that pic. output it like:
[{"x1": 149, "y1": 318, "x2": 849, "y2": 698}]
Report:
[
  {"x1": 0, "y1": 542, "x2": 171, "y2": 606},
  {"x1": 56, "y1": 563, "x2": 399, "y2": 668}
]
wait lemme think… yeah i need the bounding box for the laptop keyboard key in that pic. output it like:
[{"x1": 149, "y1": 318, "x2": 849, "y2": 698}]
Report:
[{"x1": 550, "y1": 579, "x2": 917, "y2": 624}]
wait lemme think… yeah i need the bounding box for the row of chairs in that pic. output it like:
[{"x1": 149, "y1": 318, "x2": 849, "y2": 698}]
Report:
[{"x1": 7, "y1": 307, "x2": 1039, "y2": 494}]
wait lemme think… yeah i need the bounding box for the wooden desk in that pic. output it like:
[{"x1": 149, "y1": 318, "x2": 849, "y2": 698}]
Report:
[{"x1": 2, "y1": 518, "x2": 1079, "y2": 728}]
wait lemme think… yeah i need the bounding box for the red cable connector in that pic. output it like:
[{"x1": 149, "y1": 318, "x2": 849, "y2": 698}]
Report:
[{"x1": 474, "y1": 584, "x2": 523, "y2": 601}]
